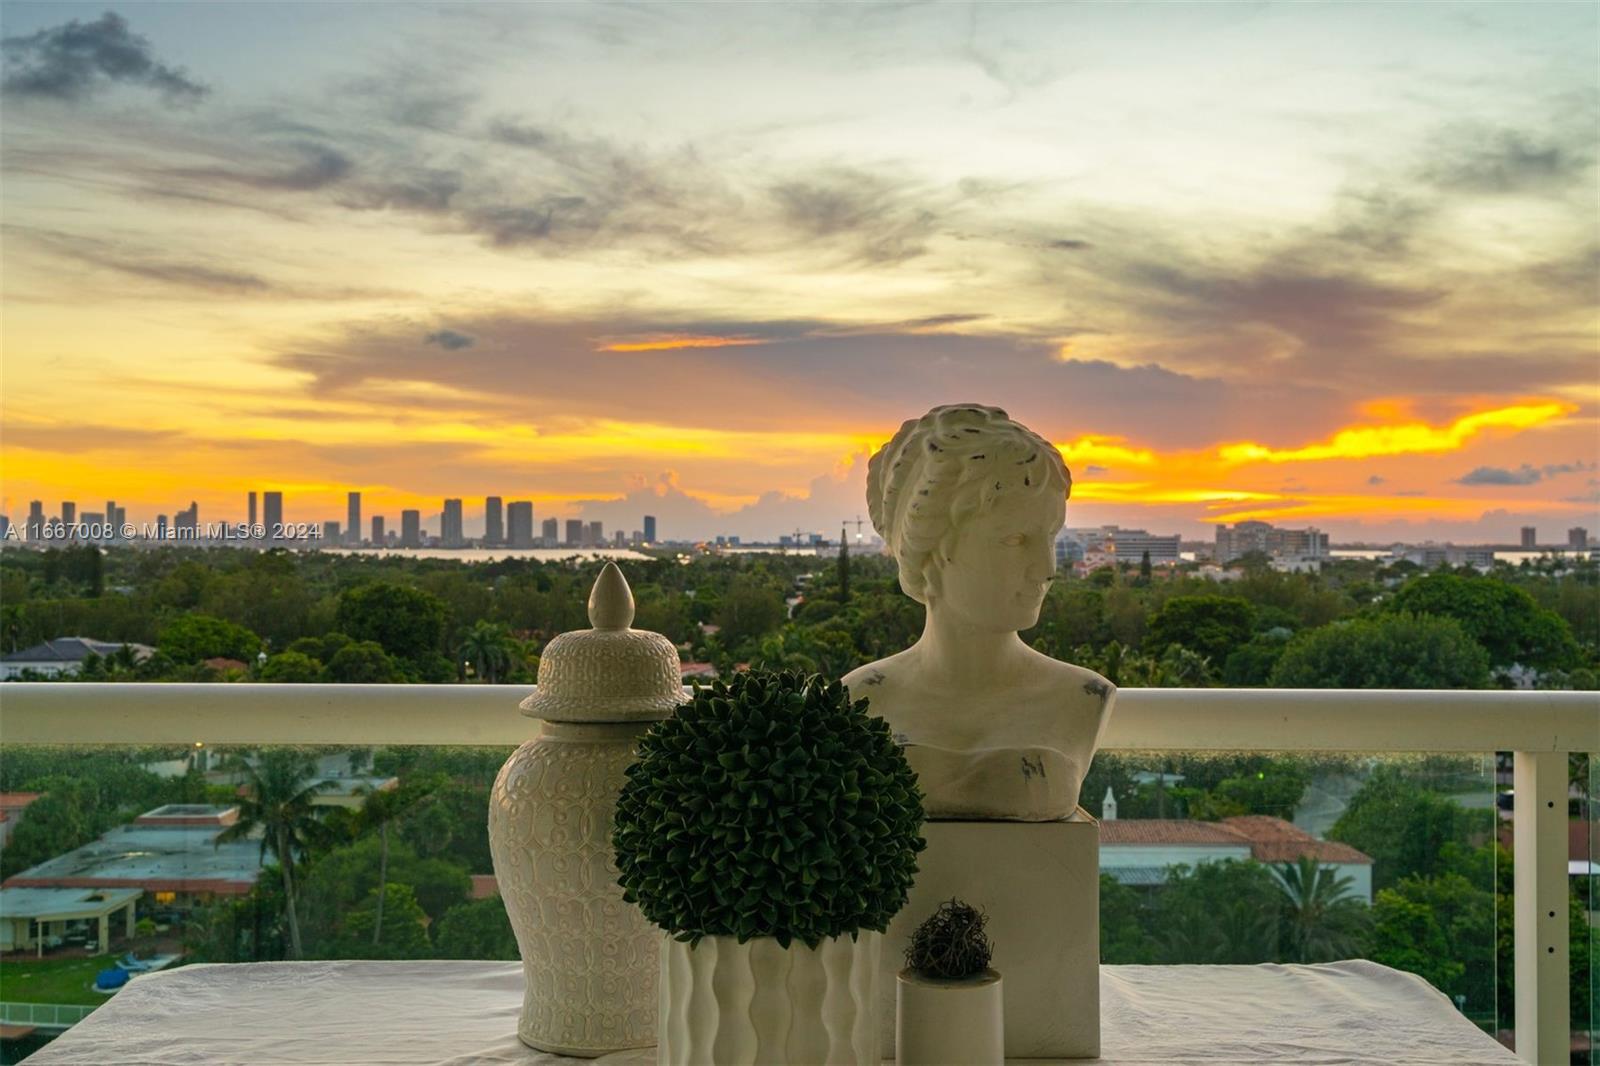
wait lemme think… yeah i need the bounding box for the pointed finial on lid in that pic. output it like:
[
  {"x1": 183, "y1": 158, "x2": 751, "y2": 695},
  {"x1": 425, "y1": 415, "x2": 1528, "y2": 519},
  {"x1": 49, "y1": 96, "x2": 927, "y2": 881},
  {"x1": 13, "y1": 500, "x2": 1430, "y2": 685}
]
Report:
[{"x1": 588, "y1": 561, "x2": 635, "y2": 631}]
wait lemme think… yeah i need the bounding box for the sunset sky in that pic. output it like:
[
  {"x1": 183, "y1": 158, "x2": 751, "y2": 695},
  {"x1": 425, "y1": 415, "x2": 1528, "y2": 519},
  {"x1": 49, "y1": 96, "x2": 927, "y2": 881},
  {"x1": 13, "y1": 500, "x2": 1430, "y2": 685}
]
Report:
[{"x1": 2, "y1": 2, "x2": 1596, "y2": 543}]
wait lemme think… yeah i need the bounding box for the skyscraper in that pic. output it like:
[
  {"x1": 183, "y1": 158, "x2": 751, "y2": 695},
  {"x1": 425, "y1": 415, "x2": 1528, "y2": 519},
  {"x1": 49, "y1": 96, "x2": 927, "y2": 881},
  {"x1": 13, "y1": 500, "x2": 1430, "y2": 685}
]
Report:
[
  {"x1": 26, "y1": 501, "x2": 43, "y2": 541},
  {"x1": 263, "y1": 492, "x2": 284, "y2": 541},
  {"x1": 105, "y1": 501, "x2": 119, "y2": 536},
  {"x1": 248, "y1": 491, "x2": 257, "y2": 527},
  {"x1": 175, "y1": 501, "x2": 199, "y2": 536},
  {"x1": 643, "y1": 515, "x2": 657, "y2": 544},
  {"x1": 1520, "y1": 526, "x2": 1537, "y2": 548},
  {"x1": 565, "y1": 519, "x2": 583, "y2": 547},
  {"x1": 506, "y1": 501, "x2": 534, "y2": 548},
  {"x1": 401, "y1": 510, "x2": 421, "y2": 547},
  {"x1": 324, "y1": 520, "x2": 342, "y2": 542},
  {"x1": 347, "y1": 492, "x2": 362, "y2": 545},
  {"x1": 485, "y1": 497, "x2": 504, "y2": 545},
  {"x1": 587, "y1": 520, "x2": 604, "y2": 547},
  {"x1": 442, "y1": 499, "x2": 464, "y2": 547},
  {"x1": 1569, "y1": 527, "x2": 1589, "y2": 550},
  {"x1": 371, "y1": 516, "x2": 385, "y2": 546},
  {"x1": 542, "y1": 517, "x2": 558, "y2": 547},
  {"x1": 61, "y1": 501, "x2": 76, "y2": 528}
]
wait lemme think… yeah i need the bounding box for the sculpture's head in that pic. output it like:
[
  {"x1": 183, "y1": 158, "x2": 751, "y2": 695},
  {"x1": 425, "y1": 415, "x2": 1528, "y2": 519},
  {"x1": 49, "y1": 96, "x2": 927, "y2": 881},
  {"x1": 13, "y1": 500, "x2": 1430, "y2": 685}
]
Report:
[{"x1": 868, "y1": 404, "x2": 1070, "y2": 632}]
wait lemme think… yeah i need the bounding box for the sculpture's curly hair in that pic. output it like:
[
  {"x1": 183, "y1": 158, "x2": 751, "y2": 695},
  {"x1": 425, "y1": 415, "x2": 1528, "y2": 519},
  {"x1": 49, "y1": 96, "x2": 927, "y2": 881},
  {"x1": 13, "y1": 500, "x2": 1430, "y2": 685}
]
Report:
[{"x1": 867, "y1": 404, "x2": 1070, "y2": 603}]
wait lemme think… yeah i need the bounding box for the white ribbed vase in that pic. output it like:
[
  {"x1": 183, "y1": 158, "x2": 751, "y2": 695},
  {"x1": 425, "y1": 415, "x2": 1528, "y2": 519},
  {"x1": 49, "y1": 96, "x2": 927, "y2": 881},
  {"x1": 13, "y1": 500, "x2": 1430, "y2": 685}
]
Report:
[{"x1": 658, "y1": 931, "x2": 882, "y2": 1066}]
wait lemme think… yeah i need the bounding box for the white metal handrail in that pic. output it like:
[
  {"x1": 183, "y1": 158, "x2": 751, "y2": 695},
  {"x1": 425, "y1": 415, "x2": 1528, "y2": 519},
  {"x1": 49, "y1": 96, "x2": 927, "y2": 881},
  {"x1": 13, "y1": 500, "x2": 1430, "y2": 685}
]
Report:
[
  {"x1": 0, "y1": 682, "x2": 1595, "y2": 1062},
  {"x1": 1, "y1": 682, "x2": 1593, "y2": 750}
]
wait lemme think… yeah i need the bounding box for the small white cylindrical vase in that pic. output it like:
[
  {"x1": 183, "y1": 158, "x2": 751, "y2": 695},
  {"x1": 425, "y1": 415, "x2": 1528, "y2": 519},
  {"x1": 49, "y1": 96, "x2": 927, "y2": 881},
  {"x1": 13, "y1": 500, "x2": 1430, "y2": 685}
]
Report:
[
  {"x1": 659, "y1": 932, "x2": 882, "y2": 1066},
  {"x1": 896, "y1": 968, "x2": 1003, "y2": 1066}
]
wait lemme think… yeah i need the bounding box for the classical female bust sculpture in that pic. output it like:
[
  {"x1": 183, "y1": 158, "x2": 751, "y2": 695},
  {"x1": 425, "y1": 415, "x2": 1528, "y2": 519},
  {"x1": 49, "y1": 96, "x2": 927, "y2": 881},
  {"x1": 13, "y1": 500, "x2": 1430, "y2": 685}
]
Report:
[{"x1": 842, "y1": 404, "x2": 1116, "y2": 821}]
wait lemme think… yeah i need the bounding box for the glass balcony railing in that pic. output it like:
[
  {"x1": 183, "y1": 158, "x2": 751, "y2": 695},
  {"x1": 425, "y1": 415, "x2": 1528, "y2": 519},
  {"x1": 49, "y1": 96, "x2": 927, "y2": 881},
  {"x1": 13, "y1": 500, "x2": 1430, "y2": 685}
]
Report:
[{"x1": 0, "y1": 685, "x2": 1594, "y2": 1063}]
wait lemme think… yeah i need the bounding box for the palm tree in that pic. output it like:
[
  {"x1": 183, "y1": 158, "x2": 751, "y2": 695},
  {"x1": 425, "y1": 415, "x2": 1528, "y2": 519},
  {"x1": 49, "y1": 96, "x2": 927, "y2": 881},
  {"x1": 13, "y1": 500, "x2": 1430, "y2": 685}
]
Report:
[
  {"x1": 355, "y1": 778, "x2": 437, "y2": 946},
  {"x1": 1271, "y1": 855, "x2": 1370, "y2": 963},
  {"x1": 457, "y1": 620, "x2": 516, "y2": 683},
  {"x1": 216, "y1": 751, "x2": 334, "y2": 960}
]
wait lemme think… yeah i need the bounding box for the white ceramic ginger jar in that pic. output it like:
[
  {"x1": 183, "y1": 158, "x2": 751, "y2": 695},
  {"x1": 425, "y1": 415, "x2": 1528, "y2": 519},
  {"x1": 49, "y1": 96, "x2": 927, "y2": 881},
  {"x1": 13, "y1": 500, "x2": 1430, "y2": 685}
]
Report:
[{"x1": 489, "y1": 562, "x2": 687, "y2": 1056}]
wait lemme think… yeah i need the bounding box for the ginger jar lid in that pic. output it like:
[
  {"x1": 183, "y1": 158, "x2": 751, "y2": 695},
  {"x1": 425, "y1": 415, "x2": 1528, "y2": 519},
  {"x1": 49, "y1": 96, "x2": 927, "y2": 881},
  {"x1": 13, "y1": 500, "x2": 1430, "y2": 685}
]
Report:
[{"x1": 519, "y1": 561, "x2": 688, "y2": 723}]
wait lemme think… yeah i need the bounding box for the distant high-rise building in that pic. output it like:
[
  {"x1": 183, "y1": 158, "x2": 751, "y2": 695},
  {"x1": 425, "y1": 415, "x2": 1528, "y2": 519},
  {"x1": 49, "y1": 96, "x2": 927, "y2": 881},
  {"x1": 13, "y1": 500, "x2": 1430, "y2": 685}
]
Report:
[
  {"x1": 263, "y1": 492, "x2": 284, "y2": 541},
  {"x1": 248, "y1": 491, "x2": 257, "y2": 527},
  {"x1": 587, "y1": 521, "x2": 604, "y2": 547},
  {"x1": 401, "y1": 510, "x2": 422, "y2": 547},
  {"x1": 371, "y1": 516, "x2": 385, "y2": 546},
  {"x1": 1569, "y1": 527, "x2": 1589, "y2": 550},
  {"x1": 26, "y1": 501, "x2": 43, "y2": 541},
  {"x1": 542, "y1": 517, "x2": 559, "y2": 547},
  {"x1": 1214, "y1": 521, "x2": 1327, "y2": 563},
  {"x1": 347, "y1": 492, "x2": 362, "y2": 545},
  {"x1": 1520, "y1": 526, "x2": 1537, "y2": 548},
  {"x1": 105, "y1": 500, "x2": 119, "y2": 536},
  {"x1": 174, "y1": 501, "x2": 199, "y2": 537},
  {"x1": 631, "y1": 530, "x2": 642, "y2": 545},
  {"x1": 613, "y1": 530, "x2": 627, "y2": 547},
  {"x1": 61, "y1": 502, "x2": 76, "y2": 529},
  {"x1": 442, "y1": 499, "x2": 464, "y2": 547},
  {"x1": 506, "y1": 501, "x2": 534, "y2": 548},
  {"x1": 324, "y1": 520, "x2": 341, "y2": 542},
  {"x1": 156, "y1": 514, "x2": 168, "y2": 539},
  {"x1": 485, "y1": 497, "x2": 504, "y2": 545},
  {"x1": 565, "y1": 519, "x2": 583, "y2": 547},
  {"x1": 0, "y1": 516, "x2": 9, "y2": 541},
  {"x1": 643, "y1": 515, "x2": 657, "y2": 544}
]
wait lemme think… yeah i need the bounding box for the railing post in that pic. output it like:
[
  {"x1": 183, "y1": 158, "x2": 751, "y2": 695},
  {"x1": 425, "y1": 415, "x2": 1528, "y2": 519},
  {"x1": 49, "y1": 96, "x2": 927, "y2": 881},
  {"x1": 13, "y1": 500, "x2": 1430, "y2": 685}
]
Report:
[{"x1": 1513, "y1": 750, "x2": 1570, "y2": 1064}]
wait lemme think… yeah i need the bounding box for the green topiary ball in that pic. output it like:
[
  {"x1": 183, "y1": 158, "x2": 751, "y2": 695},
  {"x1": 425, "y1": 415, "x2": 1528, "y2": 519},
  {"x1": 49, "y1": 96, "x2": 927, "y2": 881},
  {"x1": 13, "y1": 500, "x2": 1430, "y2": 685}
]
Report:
[{"x1": 613, "y1": 669, "x2": 926, "y2": 949}]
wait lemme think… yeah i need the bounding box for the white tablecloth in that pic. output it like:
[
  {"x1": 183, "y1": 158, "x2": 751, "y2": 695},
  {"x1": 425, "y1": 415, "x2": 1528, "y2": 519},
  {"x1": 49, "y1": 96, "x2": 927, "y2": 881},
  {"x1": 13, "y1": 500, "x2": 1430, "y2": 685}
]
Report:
[{"x1": 24, "y1": 959, "x2": 1518, "y2": 1065}]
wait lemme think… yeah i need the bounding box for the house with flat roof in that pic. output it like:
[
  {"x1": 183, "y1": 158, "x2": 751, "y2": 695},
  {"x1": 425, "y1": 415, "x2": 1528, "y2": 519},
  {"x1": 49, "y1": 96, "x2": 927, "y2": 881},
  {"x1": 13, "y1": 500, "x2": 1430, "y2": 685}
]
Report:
[
  {"x1": 1, "y1": 804, "x2": 263, "y2": 909},
  {"x1": 1100, "y1": 814, "x2": 1374, "y2": 902},
  {"x1": 0, "y1": 886, "x2": 141, "y2": 956},
  {"x1": 0, "y1": 637, "x2": 154, "y2": 679}
]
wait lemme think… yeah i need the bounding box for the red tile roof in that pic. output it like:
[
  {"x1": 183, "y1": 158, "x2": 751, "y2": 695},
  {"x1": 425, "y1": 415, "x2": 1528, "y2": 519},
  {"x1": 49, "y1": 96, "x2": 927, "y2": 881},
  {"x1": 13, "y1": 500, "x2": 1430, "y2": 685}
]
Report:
[
  {"x1": 1100, "y1": 820, "x2": 1248, "y2": 846},
  {"x1": 470, "y1": 874, "x2": 499, "y2": 900},
  {"x1": 1100, "y1": 816, "x2": 1373, "y2": 865},
  {"x1": 1222, "y1": 815, "x2": 1373, "y2": 865},
  {"x1": 0, "y1": 793, "x2": 43, "y2": 809}
]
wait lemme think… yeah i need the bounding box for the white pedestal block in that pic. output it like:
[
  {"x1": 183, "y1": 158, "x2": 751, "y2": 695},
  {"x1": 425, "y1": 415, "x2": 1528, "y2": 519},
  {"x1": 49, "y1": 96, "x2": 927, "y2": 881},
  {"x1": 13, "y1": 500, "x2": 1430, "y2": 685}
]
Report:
[{"x1": 881, "y1": 810, "x2": 1100, "y2": 1059}]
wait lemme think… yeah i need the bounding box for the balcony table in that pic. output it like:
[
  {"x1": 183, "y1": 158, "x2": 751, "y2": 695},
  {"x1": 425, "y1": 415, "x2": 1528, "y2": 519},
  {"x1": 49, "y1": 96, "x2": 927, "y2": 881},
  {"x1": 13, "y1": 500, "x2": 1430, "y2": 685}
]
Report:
[{"x1": 23, "y1": 958, "x2": 1517, "y2": 1065}]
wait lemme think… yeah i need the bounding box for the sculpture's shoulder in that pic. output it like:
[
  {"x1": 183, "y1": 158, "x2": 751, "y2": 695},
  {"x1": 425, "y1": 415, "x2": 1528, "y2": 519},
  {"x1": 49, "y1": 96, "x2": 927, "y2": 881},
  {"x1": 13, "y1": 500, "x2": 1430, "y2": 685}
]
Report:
[
  {"x1": 1029, "y1": 653, "x2": 1117, "y2": 707},
  {"x1": 841, "y1": 651, "x2": 916, "y2": 697}
]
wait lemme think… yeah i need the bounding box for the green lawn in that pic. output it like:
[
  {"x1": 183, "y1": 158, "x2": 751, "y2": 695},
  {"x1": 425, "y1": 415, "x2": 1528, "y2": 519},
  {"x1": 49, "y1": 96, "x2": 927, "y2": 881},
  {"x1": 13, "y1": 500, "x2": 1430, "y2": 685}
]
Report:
[{"x1": 0, "y1": 954, "x2": 118, "y2": 1006}]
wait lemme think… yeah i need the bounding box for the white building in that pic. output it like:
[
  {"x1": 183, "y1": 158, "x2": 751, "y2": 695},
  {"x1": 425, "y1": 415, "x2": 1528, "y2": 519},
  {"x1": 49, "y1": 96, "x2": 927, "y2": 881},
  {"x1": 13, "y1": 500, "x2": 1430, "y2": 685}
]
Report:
[
  {"x1": 1390, "y1": 545, "x2": 1495, "y2": 569},
  {"x1": 1098, "y1": 814, "x2": 1374, "y2": 903}
]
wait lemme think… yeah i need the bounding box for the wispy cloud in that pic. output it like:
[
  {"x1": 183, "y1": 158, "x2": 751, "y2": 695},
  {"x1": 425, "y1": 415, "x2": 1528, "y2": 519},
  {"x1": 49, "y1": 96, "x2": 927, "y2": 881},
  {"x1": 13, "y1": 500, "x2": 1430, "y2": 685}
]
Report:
[
  {"x1": 424, "y1": 329, "x2": 475, "y2": 351},
  {"x1": 1456, "y1": 459, "x2": 1597, "y2": 485}
]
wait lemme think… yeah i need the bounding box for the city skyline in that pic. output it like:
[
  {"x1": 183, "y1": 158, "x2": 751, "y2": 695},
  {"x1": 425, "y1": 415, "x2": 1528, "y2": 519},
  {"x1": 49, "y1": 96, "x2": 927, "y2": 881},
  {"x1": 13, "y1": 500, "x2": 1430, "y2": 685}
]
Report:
[
  {"x1": 1, "y1": 4, "x2": 1596, "y2": 543},
  {"x1": 10, "y1": 486, "x2": 1594, "y2": 552}
]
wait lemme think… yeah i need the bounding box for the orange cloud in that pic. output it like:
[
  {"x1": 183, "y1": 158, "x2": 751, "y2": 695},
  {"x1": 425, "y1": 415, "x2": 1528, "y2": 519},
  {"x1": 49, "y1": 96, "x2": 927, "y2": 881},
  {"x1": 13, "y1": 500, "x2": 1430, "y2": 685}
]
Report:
[
  {"x1": 1215, "y1": 401, "x2": 1575, "y2": 465},
  {"x1": 1054, "y1": 435, "x2": 1158, "y2": 468},
  {"x1": 598, "y1": 335, "x2": 766, "y2": 352}
]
